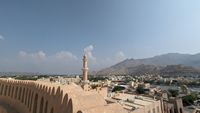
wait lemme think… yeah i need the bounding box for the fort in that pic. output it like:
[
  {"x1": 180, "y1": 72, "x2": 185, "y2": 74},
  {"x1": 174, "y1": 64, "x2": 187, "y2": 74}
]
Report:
[{"x1": 0, "y1": 78, "x2": 126, "y2": 113}]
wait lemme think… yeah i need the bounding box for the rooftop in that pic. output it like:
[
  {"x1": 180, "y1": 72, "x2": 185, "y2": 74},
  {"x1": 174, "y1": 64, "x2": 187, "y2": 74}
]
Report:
[{"x1": 112, "y1": 93, "x2": 160, "y2": 111}]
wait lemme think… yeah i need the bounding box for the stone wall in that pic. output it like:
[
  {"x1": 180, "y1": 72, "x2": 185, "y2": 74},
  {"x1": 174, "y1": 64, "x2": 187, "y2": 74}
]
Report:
[{"x1": 0, "y1": 78, "x2": 126, "y2": 113}]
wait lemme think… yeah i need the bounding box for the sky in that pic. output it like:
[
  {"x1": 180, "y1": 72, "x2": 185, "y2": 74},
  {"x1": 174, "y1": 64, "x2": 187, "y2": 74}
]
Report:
[{"x1": 0, "y1": 0, "x2": 200, "y2": 74}]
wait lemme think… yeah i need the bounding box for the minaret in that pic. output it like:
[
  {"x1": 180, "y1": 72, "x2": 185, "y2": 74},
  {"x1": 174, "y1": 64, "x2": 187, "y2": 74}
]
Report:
[{"x1": 82, "y1": 54, "x2": 89, "y2": 82}]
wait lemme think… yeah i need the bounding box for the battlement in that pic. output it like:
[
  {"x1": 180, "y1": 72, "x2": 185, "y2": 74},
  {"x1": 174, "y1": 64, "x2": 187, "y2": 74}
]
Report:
[{"x1": 0, "y1": 78, "x2": 126, "y2": 113}]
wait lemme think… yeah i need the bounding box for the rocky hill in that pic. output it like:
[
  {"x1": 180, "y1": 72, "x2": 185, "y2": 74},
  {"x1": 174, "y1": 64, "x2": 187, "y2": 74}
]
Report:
[{"x1": 97, "y1": 53, "x2": 200, "y2": 75}]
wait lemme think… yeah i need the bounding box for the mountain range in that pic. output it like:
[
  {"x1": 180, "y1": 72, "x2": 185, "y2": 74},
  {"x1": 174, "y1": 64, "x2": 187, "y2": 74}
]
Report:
[{"x1": 97, "y1": 53, "x2": 200, "y2": 75}]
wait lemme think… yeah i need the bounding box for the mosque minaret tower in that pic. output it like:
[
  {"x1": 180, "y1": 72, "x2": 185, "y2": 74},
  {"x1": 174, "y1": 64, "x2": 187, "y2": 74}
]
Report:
[{"x1": 82, "y1": 54, "x2": 89, "y2": 82}]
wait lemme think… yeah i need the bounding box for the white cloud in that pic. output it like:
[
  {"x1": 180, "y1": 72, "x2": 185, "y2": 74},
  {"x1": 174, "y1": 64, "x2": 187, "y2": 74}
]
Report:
[
  {"x1": 84, "y1": 45, "x2": 96, "y2": 62},
  {"x1": 17, "y1": 50, "x2": 80, "y2": 73},
  {"x1": 0, "y1": 35, "x2": 4, "y2": 40},
  {"x1": 55, "y1": 51, "x2": 78, "y2": 61},
  {"x1": 1, "y1": 52, "x2": 80, "y2": 74},
  {"x1": 19, "y1": 51, "x2": 27, "y2": 57},
  {"x1": 19, "y1": 51, "x2": 47, "y2": 61},
  {"x1": 33, "y1": 51, "x2": 46, "y2": 60},
  {"x1": 19, "y1": 50, "x2": 78, "y2": 62}
]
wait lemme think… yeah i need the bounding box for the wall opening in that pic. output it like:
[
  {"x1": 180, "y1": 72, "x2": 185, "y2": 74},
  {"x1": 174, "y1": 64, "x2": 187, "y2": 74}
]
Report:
[
  {"x1": 174, "y1": 108, "x2": 176, "y2": 113},
  {"x1": 44, "y1": 101, "x2": 48, "y2": 113},
  {"x1": 18, "y1": 87, "x2": 22, "y2": 100},
  {"x1": 67, "y1": 99, "x2": 73, "y2": 113},
  {"x1": 25, "y1": 88, "x2": 29, "y2": 105},
  {"x1": 11, "y1": 86, "x2": 14, "y2": 98},
  {"x1": 5, "y1": 85, "x2": 8, "y2": 96},
  {"x1": 33, "y1": 93, "x2": 38, "y2": 113},
  {"x1": 22, "y1": 88, "x2": 25, "y2": 103},
  {"x1": 39, "y1": 97, "x2": 44, "y2": 113},
  {"x1": 50, "y1": 107, "x2": 54, "y2": 113},
  {"x1": 15, "y1": 87, "x2": 18, "y2": 99},
  {"x1": 28, "y1": 90, "x2": 31, "y2": 108},
  {"x1": 0, "y1": 84, "x2": 1, "y2": 94},
  {"x1": 25, "y1": 88, "x2": 27, "y2": 105},
  {"x1": 30, "y1": 91, "x2": 34, "y2": 111},
  {"x1": 180, "y1": 108, "x2": 183, "y2": 113},
  {"x1": 1, "y1": 85, "x2": 4, "y2": 95},
  {"x1": 8, "y1": 85, "x2": 11, "y2": 96},
  {"x1": 170, "y1": 109, "x2": 173, "y2": 113}
]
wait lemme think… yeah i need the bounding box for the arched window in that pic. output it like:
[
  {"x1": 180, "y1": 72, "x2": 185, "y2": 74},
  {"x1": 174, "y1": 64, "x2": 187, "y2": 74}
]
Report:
[
  {"x1": 39, "y1": 97, "x2": 44, "y2": 113},
  {"x1": 33, "y1": 93, "x2": 38, "y2": 113},
  {"x1": 44, "y1": 101, "x2": 48, "y2": 113}
]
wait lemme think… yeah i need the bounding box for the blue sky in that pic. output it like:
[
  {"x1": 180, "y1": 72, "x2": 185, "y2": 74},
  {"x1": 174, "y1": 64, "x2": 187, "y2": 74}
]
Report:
[{"x1": 0, "y1": 0, "x2": 200, "y2": 74}]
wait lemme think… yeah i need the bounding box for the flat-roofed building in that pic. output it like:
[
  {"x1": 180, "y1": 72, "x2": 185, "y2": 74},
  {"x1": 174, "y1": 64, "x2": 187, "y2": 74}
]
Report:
[{"x1": 109, "y1": 93, "x2": 162, "y2": 113}]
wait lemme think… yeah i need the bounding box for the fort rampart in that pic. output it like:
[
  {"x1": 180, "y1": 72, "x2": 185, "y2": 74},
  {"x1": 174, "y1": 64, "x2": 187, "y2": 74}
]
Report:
[{"x1": 0, "y1": 78, "x2": 125, "y2": 113}]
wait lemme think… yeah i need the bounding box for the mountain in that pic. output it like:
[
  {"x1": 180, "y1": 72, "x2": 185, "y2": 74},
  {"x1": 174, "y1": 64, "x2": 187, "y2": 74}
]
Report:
[{"x1": 97, "y1": 53, "x2": 200, "y2": 75}]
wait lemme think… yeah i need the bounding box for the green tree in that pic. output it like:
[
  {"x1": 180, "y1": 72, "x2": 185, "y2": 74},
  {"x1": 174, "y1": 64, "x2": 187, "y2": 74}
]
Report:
[
  {"x1": 168, "y1": 89, "x2": 179, "y2": 97},
  {"x1": 112, "y1": 86, "x2": 125, "y2": 92},
  {"x1": 182, "y1": 93, "x2": 198, "y2": 106},
  {"x1": 136, "y1": 86, "x2": 145, "y2": 94}
]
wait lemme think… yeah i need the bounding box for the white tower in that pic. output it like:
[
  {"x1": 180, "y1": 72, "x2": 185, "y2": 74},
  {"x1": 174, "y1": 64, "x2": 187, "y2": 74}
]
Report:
[{"x1": 82, "y1": 55, "x2": 89, "y2": 82}]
